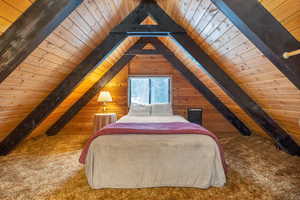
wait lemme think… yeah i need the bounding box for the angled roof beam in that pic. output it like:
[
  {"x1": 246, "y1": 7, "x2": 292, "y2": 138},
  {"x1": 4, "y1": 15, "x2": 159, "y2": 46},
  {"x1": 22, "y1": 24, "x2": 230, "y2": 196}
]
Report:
[
  {"x1": 171, "y1": 32, "x2": 300, "y2": 156},
  {"x1": 149, "y1": 38, "x2": 251, "y2": 136},
  {"x1": 125, "y1": 49, "x2": 171, "y2": 55},
  {"x1": 112, "y1": 0, "x2": 185, "y2": 35},
  {"x1": 45, "y1": 39, "x2": 149, "y2": 136},
  {"x1": 112, "y1": 0, "x2": 299, "y2": 155},
  {"x1": 114, "y1": 25, "x2": 175, "y2": 34},
  {"x1": 0, "y1": 0, "x2": 83, "y2": 84},
  {"x1": 211, "y1": 0, "x2": 300, "y2": 90},
  {"x1": 0, "y1": 33, "x2": 127, "y2": 155},
  {"x1": 45, "y1": 37, "x2": 251, "y2": 137},
  {"x1": 1, "y1": 0, "x2": 298, "y2": 156},
  {"x1": 46, "y1": 55, "x2": 135, "y2": 136}
]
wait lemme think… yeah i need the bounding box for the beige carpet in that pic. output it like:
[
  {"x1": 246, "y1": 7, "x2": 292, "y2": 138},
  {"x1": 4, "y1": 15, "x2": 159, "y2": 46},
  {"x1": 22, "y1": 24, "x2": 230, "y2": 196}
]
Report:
[{"x1": 0, "y1": 132, "x2": 299, "y2": 200}]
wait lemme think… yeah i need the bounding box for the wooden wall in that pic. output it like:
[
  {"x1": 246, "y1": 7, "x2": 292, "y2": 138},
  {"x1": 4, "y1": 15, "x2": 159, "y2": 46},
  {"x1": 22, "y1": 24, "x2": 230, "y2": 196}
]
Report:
[
  {"x1": 0, "y1": 0, "x2": 140, "y2": 141},
  {"x1": 160, "y1": 37, "x2": 266, "y2": 136},
  {"x1": 57, "y1": 55, "x2": 238, "y2": 136},
  {"x1": 156, "y1": 0, "x2": 300, "y2": 143},
  {"x1": 29, "y1": 37, "x2": 138, "y2": 138},
  {"x1": 0, "y1": 0, "x2": 35, "y2": 35},
  {"x1": 259, "y1": 0, "x2": 300, "y2": 41},
  {"x1": 0, "y1": 0, "x2": 299, "y2": 144}
]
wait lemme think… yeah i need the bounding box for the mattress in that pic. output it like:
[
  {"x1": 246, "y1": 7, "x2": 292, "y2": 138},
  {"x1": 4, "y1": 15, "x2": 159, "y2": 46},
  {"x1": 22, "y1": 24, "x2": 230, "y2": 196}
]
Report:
[{"x1": 85, "y1": 115, "x2": 226, "y2": 189}]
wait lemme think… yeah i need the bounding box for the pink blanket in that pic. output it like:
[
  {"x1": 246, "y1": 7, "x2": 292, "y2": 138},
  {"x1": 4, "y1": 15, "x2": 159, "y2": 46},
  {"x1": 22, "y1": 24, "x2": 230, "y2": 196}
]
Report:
[{"x1": 79, "y1": 122, "x2": 226, "y2": 171}]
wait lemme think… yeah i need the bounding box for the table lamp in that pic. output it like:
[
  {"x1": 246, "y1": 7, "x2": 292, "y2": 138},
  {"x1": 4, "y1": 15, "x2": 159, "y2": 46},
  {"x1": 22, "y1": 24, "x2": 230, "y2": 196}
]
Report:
[{"x1": 97, "y1": 91, "x2": 112, "y2": 112}]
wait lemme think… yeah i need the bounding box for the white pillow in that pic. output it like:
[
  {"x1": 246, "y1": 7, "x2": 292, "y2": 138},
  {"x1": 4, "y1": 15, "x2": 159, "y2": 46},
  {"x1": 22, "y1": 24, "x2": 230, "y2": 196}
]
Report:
[
  {"x1": 128, "y1": 103, "x2": 151, "y2": 116},
  {"x1": 151, "y1": 104, "x2": 173, "y2": 116}
]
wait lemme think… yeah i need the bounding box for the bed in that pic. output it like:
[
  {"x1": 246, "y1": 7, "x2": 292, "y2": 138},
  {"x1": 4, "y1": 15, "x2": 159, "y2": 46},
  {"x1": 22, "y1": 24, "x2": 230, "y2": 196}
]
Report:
[{"x1": 81, "y1": 109, "x2": 226, "y2": 189}]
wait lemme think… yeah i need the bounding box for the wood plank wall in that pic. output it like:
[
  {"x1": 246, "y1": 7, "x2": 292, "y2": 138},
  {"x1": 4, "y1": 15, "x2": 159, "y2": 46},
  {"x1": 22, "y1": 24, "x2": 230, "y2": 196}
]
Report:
[
  {"x1": 0, "y1": 0, "x2": 35, "y2": 35},
  {"x1": 29, "y1": 37, "x2": 138, "y2": 138},
  {"x1": 156, "y1": 0, "x2": 300, "y2": 143},
  {"x1": 57, "y1": 55, "x2": 238, "y2": 136},
  {"x1": 0, "y1": 0, "x2": 141, "y2": 141},
  {"x1": 259, "y1": 0, "x2": 300, "y2": 41},
  {"x1": 0, "y1": 0, "x2": 299, "y2": 143},
  {"x1": 160, "y1": 37, "x2": 266, "y2": 136},
  {"x1": 129, "y1": 55, "x2": 238, "y2": 135}
]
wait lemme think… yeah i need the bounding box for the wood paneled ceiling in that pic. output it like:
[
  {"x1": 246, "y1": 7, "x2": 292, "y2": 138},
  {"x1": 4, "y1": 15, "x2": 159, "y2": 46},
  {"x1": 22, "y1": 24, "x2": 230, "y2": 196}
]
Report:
[{"x1": 0, "y1": 0, "x2": 299, "y2": 145}]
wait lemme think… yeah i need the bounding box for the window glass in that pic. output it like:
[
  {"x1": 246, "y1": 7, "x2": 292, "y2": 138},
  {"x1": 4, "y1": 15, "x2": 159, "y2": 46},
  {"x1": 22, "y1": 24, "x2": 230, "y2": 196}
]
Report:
[
  {"x1": 129, "y1": 77, "x2": 170, "y2": 104},
  {"x1": 151, "y1": 77, "x2": 169, "y2": 104},
  {"x1": 130, "y1": 78, "x2": 150, "y2": 104}
]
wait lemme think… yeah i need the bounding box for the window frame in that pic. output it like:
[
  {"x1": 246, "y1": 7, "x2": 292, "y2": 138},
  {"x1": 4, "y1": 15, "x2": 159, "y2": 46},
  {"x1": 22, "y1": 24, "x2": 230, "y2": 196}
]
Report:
[{"x1": 128, "y1": 75, "x2": 172, "y2": 106}]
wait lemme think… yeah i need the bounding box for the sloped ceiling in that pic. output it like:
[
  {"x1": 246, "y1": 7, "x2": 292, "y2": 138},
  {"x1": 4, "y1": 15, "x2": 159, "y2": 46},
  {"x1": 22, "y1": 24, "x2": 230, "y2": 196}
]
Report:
[
  {"x1": 0, "y1": 0, "x2": 299, "y2": 143},
  {"x1": 0, "y1": 0, "x2": 35, "y2": 35},
  {"x1": 0, "y1": 0, "x2": 141, "y2": 141}
]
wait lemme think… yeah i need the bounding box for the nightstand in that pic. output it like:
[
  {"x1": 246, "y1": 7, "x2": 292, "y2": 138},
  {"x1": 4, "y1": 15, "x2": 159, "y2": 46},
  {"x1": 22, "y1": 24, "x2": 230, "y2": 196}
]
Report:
[
  {"x1": 187, "y1": 108, "x2": 203, "y2": 125},
  {"x1": 93, "y1": 113, "x2": 117, "y2": 133}
]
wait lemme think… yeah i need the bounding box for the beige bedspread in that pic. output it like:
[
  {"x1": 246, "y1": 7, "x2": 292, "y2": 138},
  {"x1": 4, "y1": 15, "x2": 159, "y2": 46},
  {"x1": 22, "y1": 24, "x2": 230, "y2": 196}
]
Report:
[{"x1": 85, "y1": 115, "x2": 226, "y2": 189}]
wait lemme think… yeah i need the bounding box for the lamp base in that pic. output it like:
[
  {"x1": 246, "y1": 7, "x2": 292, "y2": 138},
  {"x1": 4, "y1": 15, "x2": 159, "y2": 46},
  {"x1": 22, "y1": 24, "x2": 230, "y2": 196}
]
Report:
[{"x1": 102, "y1": 102, "x2": 106, "y2": 112}]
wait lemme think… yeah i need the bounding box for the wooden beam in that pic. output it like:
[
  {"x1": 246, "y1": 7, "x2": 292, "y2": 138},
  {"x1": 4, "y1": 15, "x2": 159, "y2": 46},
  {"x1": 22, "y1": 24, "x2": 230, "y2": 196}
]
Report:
[
  {"x1": 45, "y1": 39, "x2": 150, "y2": 136},
  {"x1": 143, "y1": 1, "x2": 184, "y2": 33},
  {"x1": 113, "y1": 25, "x2": 171, "y2": 33},
  {"x1": 126, "y1": 33, "x2": 170, "y2": 37},
  {"x1": 46, "y1": 55, "x2": 134, "y2": 136},
  {"x1": 1, "y1": 0, "x2": 298, "y2": 156},
  {"x1": 211, "y1": 0, "x2": 300, "y2": 90},
  {"x1": 171, "y1": 33, "x2": 300, "y2": 156},
  {"x1": 111, "y1": 2, "x2": 149, "y2": 29},
  {"x1": 149, "y1": 38, "x2": 251, "y2": 136},
  {"x1": 0, "y1": 0, "x2": 83, "y2": 84},
  {"x1": 0, "y1": 33, "x2": 127, "y2": 155},
  {"x1": 46, "y1": 37, "x2": 251, "y2": 136},
  {"x1": 125, "y1": 49, "x2": 170, "y2": 55},
  {"x1": 111, "y1": 1, "x2": 184, "y2": 34}
]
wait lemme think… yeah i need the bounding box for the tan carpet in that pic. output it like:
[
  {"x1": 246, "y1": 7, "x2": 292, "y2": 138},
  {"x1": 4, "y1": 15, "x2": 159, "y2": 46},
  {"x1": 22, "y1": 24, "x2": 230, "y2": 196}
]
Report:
[{"x1": 0, "y1": 132, "x2": 299, "y2": 200}]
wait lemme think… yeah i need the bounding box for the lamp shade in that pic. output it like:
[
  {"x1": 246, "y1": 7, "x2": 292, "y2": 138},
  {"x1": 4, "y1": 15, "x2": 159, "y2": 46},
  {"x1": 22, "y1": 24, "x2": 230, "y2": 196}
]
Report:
[{"x1": 97, "y1": 91, "x2": 112, "y2": 102}]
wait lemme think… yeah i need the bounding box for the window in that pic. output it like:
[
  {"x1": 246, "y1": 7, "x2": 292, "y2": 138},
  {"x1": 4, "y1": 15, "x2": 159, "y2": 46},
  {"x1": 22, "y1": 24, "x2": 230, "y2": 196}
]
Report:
[{"x1": 129, "y1": 76, "x2": 171, "y2": 104}]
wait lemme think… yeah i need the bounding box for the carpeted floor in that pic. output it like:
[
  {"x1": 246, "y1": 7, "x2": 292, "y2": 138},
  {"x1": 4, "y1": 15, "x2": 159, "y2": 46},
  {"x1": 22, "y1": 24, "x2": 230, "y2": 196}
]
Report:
[{"x1": 0, "y1": 132, "x2": 299, "y2": 200}]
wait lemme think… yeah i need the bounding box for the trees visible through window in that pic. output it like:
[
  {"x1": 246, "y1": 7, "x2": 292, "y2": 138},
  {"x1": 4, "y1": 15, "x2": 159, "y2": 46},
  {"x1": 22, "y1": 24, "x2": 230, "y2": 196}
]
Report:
[{"x1": 129, "y1": 76, "x2": 171, "y2": 104}]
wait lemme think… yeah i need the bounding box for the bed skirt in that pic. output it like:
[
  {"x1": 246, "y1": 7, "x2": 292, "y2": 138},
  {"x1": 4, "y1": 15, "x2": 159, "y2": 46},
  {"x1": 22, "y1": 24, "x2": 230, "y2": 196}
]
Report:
[{"x1": 85, "y1": 134, "x2": 226, "y2": 189}]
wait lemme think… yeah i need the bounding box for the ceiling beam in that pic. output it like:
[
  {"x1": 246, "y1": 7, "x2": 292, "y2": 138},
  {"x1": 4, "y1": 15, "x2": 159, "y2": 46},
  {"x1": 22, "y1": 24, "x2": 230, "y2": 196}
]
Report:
[
  {"x1": 113, "y1": 25, "x2": 175, "y2": 34},
  {"x1": 150, "y1": 38, "x2": 251, "y2": 136},
  {"x1": 171, "y1": 33, "x2": 300, "y2": 156},
  {"x1": 0, "y1": 33, "x2": 127, "y2": 155},
  {"x1": 211, "y1": 0, "x2": 300, "y2": 90},
  {"x1": 45, "y1": 37, "x2": 251, "y2": 137},
  {"x1": 111, "y1": 0, "x2": 184, "y2": 34},
  {"x1": 46, "y1": 54, "x2": 135, "y2": 136},
  {"x1": 45, "y1": 39, "x2": 150, "y2": 136},
  {"x1": 125, "y1": 49, "x2": 170, "y2": 55},
  {"x1": 1, "y1": 0, "x2": 298, "y2": 156},
  {"x1": 0, "y1": 0, "x2": 83, "y2": 84}
]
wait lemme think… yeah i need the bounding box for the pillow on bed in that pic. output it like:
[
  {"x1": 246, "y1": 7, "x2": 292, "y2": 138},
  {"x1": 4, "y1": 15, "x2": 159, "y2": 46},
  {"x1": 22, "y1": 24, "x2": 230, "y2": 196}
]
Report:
[
  {"x1": 151, "y1": 104, "x2": 173, "y2": 116},
  {"x1": 128, "y1": 103, "x2": 151, "y2": 116}
]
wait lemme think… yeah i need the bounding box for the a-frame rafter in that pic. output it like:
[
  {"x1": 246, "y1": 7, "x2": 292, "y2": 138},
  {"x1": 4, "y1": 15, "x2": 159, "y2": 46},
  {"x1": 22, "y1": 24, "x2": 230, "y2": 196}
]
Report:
[
  {"x1": 0, "y1": 0, "x2": 83, "y2": 84},
  {"x1": 0, "y1": 33, "x2": 127, "y2": 155},
  {"x1": 46, "y1": 55, "x2": 135, "y2": 136},
  {"x1": 1, "y1": 0, "x2": 299, "y2": 156},
  {"x1": 45, "y1": 37, "x2": 251, "y2": 137},
  {"x1": 171, "y1": 32, "x2": 299, "y2": 155},
  {"x1": 112, "y1": 0, "x2": 185, "y2": 35},
  {"x1": 45, "y1": 39, "x2": 150, "y2": 136},
  {"x1": 150, "y1": 38, "x2": 250, "y2": 136},
  {"x1": 211, "y1": 0, "x2": 300, "y2": 90}
]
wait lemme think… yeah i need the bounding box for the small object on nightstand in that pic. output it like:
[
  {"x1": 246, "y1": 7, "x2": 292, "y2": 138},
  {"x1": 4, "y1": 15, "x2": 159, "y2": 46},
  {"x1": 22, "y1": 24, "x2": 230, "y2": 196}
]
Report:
[
  {"x1": 93, "y1": 113, "x2": 117, "y2": 133},
  {"x1": 187, "y1": 108, "x2": 203, "y2": 125}
]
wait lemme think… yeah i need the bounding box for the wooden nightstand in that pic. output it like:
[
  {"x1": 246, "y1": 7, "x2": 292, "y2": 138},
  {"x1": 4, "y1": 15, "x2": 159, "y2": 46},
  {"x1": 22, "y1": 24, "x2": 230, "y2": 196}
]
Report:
[{"x1": 93, "y1": 113, "x2": 117, "y2": 133}]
